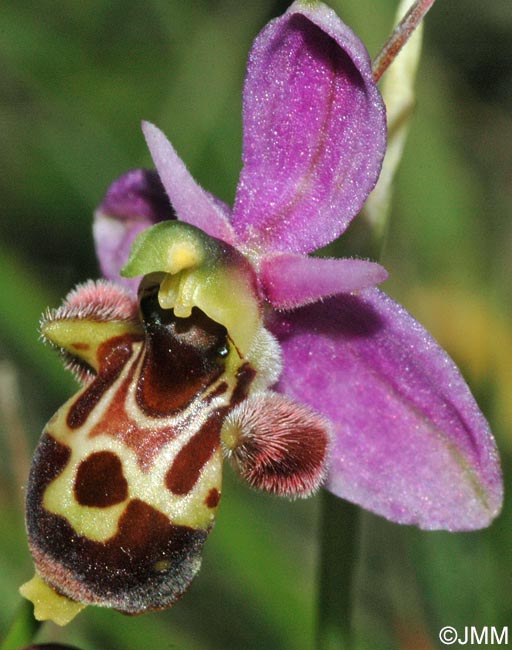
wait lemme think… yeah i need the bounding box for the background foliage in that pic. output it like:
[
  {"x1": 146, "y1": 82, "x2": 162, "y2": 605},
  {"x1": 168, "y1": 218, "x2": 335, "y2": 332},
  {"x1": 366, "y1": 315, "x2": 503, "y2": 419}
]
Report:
[{"x1": 1, "y1": 1, "x2": 510, "y2": 648}]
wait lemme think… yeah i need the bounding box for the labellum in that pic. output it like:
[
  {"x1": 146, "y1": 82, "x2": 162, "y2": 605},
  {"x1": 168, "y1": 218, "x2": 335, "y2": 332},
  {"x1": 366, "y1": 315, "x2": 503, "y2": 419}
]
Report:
[{"x1": 20, "y1": 222, "x2": 330, "y2": 624}]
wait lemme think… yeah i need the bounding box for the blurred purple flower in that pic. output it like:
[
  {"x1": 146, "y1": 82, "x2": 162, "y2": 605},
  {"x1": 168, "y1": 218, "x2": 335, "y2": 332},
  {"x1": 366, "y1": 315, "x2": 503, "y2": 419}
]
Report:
[{"x1": 94, "y1": 1, "x2": 502, "y2": 530}]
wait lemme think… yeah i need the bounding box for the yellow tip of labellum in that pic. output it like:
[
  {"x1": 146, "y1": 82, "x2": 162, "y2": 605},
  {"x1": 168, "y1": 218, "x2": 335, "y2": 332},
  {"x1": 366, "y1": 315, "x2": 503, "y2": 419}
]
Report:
[{"x1": 20, "y1": 574, "x2": 86, "y2": 626}]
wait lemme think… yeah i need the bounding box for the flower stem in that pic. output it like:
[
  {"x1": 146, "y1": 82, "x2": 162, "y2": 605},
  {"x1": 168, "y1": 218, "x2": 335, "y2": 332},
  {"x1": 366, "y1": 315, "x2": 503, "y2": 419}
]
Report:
[
  {"x1": 1, "y1": 600, "x2": 40, "y2": 650},
  {"x1": 316, "y1": 3, "x2": 435, "y2": 648},
  {"x1": 372, "y1": 0, "x2": 436, "y2": 82},
  {"x1": 316, "y1": 491, "x2": 360, "y2": 650}
]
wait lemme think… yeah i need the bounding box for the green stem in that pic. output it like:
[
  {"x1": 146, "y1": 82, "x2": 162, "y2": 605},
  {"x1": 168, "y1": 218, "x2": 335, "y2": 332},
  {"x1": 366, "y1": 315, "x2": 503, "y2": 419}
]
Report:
[
  {"x1": 1, "y1": 600, "x2": 40, "y2": 650},
  {"x1": 316, "y1": 1, "x2": 433, "y2": 647},
  {"x1": 316, "y1": 491, "x2": 360, "y2": 650}
]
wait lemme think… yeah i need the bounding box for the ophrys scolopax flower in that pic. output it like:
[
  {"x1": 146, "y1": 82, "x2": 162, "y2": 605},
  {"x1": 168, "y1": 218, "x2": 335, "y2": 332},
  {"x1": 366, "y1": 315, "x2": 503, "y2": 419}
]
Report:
[{"x1": 21, "y1": 0, "x2": 502, "y2": 625}]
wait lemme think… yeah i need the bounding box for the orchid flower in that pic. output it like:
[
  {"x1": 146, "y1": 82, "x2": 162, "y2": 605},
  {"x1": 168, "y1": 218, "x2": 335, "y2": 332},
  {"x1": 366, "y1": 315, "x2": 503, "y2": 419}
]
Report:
[{"x1": 21, "y1": 0, "x2": 502, "y2": 626}]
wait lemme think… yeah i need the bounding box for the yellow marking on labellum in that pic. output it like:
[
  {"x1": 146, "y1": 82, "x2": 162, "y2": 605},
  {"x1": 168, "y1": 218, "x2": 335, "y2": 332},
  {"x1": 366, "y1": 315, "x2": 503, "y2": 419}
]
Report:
[
  {"x1": 44, "y1": 473, "x2": 128, "y2": 542},
  {"x1": 42, "y1": 319, "x2": 142, "y2": 372},
  {"x1": 171, "y1": 447, "x2": 223, "y2": 526},
  {"x1": 42, "y1": 366, "x2": 225, "y2": 539},
  {"x1": 20, "y1": 574, "x2": 86, "y2": 626},
  {"x1": 42, "y1": 433, "x2": 222, "y2": 538}
]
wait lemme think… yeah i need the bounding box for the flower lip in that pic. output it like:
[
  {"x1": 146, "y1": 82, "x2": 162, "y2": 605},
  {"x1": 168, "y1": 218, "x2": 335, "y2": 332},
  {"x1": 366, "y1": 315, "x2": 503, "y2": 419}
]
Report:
[{"x1": 121, "y1": 221, "x2": 261, "y2": 356}]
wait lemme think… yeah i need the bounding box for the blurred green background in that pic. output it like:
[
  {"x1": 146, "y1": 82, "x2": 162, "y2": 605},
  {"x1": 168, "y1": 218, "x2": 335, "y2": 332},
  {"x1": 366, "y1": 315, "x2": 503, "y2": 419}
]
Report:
[{"x1": 0, "y1": 1, "x2": 510, "y2": 648}]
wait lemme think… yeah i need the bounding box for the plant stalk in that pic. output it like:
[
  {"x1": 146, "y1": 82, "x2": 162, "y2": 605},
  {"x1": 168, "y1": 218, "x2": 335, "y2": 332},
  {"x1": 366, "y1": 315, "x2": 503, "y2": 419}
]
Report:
[
  {"x1": 373, "y1": 0, "x2": 436, "y2": 82},
  {"x1": 316, "y1": 492, "x2": 360, "y2": 650},
  {"x1": 1, "y1": 600, "x2": 40, "y2": 650}
]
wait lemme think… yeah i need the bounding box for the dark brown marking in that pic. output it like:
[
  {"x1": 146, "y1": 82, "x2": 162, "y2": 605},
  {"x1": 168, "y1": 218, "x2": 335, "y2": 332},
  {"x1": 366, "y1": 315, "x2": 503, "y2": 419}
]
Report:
[
  {"x1": 205, "y1": 488, "x2": 220, "y2": 509},
  {"x1": 119, "y1": 423, "x2": 179, "y2": 472},
  {"x1": 26, "y1": 433, "x2": 71, "y2": 508},
  {"x1": 27, "y1": 496, "x2": 208, "y2": 614},
  {"x1": 67, "y1": 335, "x2": 140, "y2": 429},
  {"x1": 74, "y1": 451, "x2": 128, "y2": 507},
  {"x1": 230, "y1": 363, "x2": 257, "y2": 406},
  {"x1": 88, "y1": 356, "x2": 183, "y2": 470},
  {"x1": 71, "y1": 342, "x2": 90, "y2": 351},
  {"x1": 136, "y1": 297, "x2": 227, "y2": 417},
  {"x1": 165, "y1": 414, "x2": 223, "y2": 495}
]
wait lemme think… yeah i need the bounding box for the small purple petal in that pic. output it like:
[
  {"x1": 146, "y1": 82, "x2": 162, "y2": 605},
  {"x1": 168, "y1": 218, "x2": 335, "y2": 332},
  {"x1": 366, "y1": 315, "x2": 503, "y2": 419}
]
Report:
[
  {"x1": 260, "y1": 253, "x2": 388, "y2": 309},
  {"x1": 142, "y1": 122, "x2": 236, "y2": 244},
  {"x1": 93, "y1": 169, "x2": 175, "y2": 292},
  {"x1": 232, "y1": 1, "x2": 386, "y2": 254},
  {"x1": 270, "y1": 289, "x2": 502, "y2": 530}
]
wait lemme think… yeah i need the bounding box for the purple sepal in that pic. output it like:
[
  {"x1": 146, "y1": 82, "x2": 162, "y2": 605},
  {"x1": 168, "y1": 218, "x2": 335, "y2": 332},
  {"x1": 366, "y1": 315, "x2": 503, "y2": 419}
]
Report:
[
  {"x1": 232, "y1": 1, "x2": 386, "y2": 254},
  {"x1": 260, "y1": 252, "x2": 388, "y2": 309},
  {"x1": 270, "y1": 288, "x2": 502, "y2": 530},
  {"x1": 94, "y1": 169, "x2": 174, "y2": 292},
  {"x1": 142, "y1": 122, "x2": 236, "y2": 244}
]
